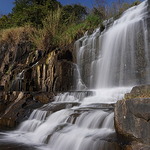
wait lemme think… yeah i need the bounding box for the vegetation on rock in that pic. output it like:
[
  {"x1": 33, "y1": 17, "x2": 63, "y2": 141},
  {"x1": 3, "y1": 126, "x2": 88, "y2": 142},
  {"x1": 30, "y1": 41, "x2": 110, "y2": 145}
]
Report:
[{"x1": 0, "y1": 0, "x2": 141, "y2": 52}]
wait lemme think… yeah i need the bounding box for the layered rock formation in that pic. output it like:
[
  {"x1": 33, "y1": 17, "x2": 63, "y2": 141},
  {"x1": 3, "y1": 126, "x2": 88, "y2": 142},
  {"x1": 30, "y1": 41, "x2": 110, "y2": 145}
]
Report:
[
  {"x1": 0, "y1": 2, "x2": 149, "y2": 146},
  {"x1": 115, "y1": 85, "x2": 150, "y2": 150},
  {"x1": 0, "y1": 32, "x2": 76, "y2": 128},
  {"x1": 0, "y1": 42, "x2": 75, "y2": 92},
  {"x1": 112, "y1": 4, "x2": 150, "y2": 148},
  {"x1": 0, "y1": 91, "x2": 56, "y2": 128}
]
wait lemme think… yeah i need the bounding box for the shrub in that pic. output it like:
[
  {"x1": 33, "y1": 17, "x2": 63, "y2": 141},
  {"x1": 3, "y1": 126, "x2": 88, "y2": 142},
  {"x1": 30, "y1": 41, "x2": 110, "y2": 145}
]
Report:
[{"x1": 0, "y1": 26, "x2": 34, "y2": 45}]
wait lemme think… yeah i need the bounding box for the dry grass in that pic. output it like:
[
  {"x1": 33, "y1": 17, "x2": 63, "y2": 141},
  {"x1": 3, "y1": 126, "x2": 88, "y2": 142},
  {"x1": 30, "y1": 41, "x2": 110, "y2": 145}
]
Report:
[
  {"x1": 30, "y1": 28, "x2": 53, "y2": 50},
  {"x1": 0, "y1": 8, "x2": 98, "y2": 51},
  {"x1": 0, "y1": 26, "x2": 34, "y2": 45},
  {"x1": 43, "y1": 8, "x2": 62, "y2": 36},
  {"x1": 0, "y1": 25, "x2": 53, "y2": 51}
]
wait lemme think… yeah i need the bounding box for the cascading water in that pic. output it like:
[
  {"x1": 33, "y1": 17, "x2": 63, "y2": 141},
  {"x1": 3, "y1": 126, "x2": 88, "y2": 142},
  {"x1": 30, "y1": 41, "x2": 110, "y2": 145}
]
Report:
[
  {"x1": 76, "y1": 0, "x2": 149, "y2": 88},
  {"x1": 1, "y1": 102, "x2": 117, "y2": 150},
  {"x1": 10, "y1": 70, "x2": 25, "y2": 91},
  {"x1": 0, "y1": 1, "x2": 149, "y2": 150}
]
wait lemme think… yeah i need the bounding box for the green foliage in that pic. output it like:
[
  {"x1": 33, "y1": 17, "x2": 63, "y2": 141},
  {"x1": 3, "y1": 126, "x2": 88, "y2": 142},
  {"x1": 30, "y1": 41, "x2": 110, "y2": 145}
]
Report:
[
  {"x1": 43, "y1": 8, "x2": 62, "y2": 36},
  {"x1": 0, "y1": 0, "x2": 142, "y2": 52},
  {"x1": 5, "y1": 0, "x2": 61, "y2": 27},
  {"x1": 61, "y1": 4, "x2": 87, "y2": 24},
  {"x1": 85, "y1": 14, "x2": 102, "y2": 28},
  {"x1": 29, "y1": 4, "x2": 89, "y2": 49},
  {"x1": 0, "y1": 15, "x2": 12, "y2": 29},
  {"x1": 31, "y1": 8, "x2": 62, "y2": 50},
  {"x1": 0, "y1": 1, "x2": 89, "y2": 51},
  {"x1": 0, "y1": 0, "x2": 87, "y2": 29},
  {"x1": 58, "y1": 23, "x2": 85, "y2": 46},
  {"x1": 107, "y1": 0, "x2": 141, "y2": 19}
]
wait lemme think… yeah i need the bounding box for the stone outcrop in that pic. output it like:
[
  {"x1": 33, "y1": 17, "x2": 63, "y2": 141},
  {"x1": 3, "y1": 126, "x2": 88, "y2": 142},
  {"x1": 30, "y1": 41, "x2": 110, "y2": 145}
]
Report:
[
  {"x1": 115, "y1": 85, "x2": 150, "y2": 150},
  {"x1": 0, "y1": 31, "x2": 75, "y2": 93},
  {"x1": 0, "y1": 91, "x2": 55, "y2": 128},
  {"x1": 9, "y1": 50, "x2": 75, "y2": 92},
  {"x1": 0, "y1": 31, "x2": 76, "y2": 128}
]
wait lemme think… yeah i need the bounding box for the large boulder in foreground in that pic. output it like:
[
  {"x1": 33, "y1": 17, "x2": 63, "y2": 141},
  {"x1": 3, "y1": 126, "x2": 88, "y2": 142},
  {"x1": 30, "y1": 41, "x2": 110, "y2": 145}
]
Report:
[{"x1": 114, "y1": 85, "x2": 150, "y2": 149}]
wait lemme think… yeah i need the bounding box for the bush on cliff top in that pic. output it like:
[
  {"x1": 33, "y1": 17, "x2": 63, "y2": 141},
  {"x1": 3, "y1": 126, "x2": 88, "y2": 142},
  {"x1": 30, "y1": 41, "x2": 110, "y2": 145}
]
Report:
[
  {"x1": 0, "y1": 0, "x2": 142, "y2": 52},
  {"x1": 0, "y1": 26, "x2": 34, "y2": 45},
  {"x1": 0, "y1": 7, "x2": 101, "y2": 52}
]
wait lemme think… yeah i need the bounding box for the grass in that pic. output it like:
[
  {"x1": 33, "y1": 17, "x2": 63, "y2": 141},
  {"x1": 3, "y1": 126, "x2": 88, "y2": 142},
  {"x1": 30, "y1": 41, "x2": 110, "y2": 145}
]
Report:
[
  {"x1": 0, "y1": 8, "x2": 102, "y2": 52},
  {"x1": 0, "y1": 26, "x2": 34, "y2": 46}
]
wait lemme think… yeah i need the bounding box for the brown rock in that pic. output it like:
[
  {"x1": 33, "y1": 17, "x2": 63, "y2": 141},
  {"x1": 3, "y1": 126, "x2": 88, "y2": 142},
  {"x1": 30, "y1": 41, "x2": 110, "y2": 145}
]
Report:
[
  {"x1": 0, "y1": 92, "x2": 44, "y2": 128},
  {"x1": 115, "y1": 85, "x2": 150, "y2": 146},
  {"x1": 125, "y1": 85, "x2": 150, "y2": 99},
  {"x1": 33, "y1": 92, "x2": 55, "y2": 103},
  {"x1": 124, "y1": 142, "x2": 150, "y2": 150}
]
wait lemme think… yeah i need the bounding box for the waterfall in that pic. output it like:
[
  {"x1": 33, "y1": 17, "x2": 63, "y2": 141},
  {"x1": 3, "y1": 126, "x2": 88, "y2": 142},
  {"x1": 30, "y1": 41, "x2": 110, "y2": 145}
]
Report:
[
  {"x1": 11, "y1": 70, "x2": 25, "y2": 91},
  {"x1": 0, "y1": 1, "x2": 149, "y2": 150},
  {"x1": 3, "y1": 102, "x2": 117, "y2": 150},
  {"x1": 76, "y1": 0, "x2": 149, "y2": 88}
]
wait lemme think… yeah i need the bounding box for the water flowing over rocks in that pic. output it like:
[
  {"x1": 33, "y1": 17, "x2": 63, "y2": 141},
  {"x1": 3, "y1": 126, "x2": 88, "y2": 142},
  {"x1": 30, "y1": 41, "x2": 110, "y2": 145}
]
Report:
[
  {"x1": 2, "y1": 100, "x2": 121, "y2": 150},
  {"x1": 9, "y1": 49, "x2": 75, "y2": 92},
  {"x1": 0, "y1": 34, "x2": 75, "y2": 128},
  {"x1": 0, "y1": 0, "x2": 150, "y2": 150},
  {"x1": 0, "y1": 36, "x2": 75, "y2": 93},
  {"x1": 0, "y1": 91, "x2": 44, "y2": 128},
  {"x1": 76, "y1": 0, "x2": 150, "y2": 89}
]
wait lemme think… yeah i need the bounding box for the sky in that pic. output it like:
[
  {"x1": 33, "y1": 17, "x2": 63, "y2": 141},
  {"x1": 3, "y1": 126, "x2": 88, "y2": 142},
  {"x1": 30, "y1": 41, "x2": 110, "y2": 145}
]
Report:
[
  {"x1": 0, "y1": 0, "x2": 143, "y2": 15},
  {"x1": 0, "y1": 0, "x2": 14, "y2": 14}
]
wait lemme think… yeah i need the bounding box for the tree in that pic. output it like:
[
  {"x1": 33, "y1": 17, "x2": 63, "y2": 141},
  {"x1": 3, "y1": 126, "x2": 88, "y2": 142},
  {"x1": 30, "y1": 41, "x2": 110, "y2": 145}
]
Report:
[
  {"x1": 92, "y1": 0, "x2": 107, "y2": 19},
  {"x1": 61, "y1": 4, "x2": 87, "y2": 24},
  {"x1": 11, "y1": 0, "x2": 62, "y2": 27},
  {"x1": 0, "y1": 15, "x2": 13, "y2": 29},
  {"x1": 107, "y1": 0, "x2": 141, "y2": 18}
]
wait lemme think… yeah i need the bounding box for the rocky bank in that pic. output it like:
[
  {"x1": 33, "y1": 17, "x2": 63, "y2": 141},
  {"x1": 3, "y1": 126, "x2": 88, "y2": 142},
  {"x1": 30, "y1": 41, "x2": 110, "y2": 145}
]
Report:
[
  {"x1": 115, "y1": 85, "x2": 150, "y2": 150},
  {"x1": 0, "y1": 31, "x2": 76, "y2": 128},
  {"x1": 0, "y1": 2, "x2": 149, "y2": 149}
]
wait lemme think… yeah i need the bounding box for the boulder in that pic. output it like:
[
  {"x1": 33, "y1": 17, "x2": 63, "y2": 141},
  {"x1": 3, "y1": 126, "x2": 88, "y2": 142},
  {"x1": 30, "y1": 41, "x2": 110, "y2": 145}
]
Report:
[
  {"x1": 115, "y1": 85, "x2": 150, "y2": 149},
  {"x1": 0, "y1": 91, "x2": 55, "y2": 129},
  {"x1": 124, "y1": 84, "x2": 150, "y2": 99}
]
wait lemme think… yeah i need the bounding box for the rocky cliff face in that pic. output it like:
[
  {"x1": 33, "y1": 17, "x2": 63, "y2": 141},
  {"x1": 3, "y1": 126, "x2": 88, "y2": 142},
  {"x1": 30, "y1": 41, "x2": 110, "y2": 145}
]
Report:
[
  {"x1": 0, "y1": 40, "x2": 75, "y2": 92},
  {"x1": 0, "y1": 91, "x2": 56, "y2": 128},
  {"x1": 0, "y1": 33, "x2": 76, "y2": 128},
  {"x1": 114, "y1": 4, "x2": 150, "y2": 149},
  {"x1": 9, "y1": 49, "x2": 75, "y2": 92}
]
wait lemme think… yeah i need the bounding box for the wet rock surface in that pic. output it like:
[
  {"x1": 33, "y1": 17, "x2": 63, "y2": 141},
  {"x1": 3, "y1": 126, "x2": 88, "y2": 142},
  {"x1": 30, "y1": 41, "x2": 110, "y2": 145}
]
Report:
[
  {"x1": 0, "y1": 32, "x2": 76, "y2": 129},
  {"x1": 0, "y1": 32, "x2": 75, "y2": 93},
  {"x1": 8, "y1": 50, "x2": 75, "y2": 92},
  {"x1": 124, "y1": 84, "x2": 150, "y2": 99},
  {"x1": 115, "y1": 85, "x2": 150, "y2": 149},
  {"x1": 0, "y1": 91, "x2": 55, "y2": 129}
]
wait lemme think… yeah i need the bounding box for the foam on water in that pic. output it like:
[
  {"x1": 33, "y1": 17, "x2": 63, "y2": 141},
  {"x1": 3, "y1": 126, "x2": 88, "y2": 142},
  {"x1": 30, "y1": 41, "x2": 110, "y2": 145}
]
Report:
[
  {"x1": 0, "y1": 1, "x2": 149, "y2": 150},
  {"x1": 75, "y1": 0, "x2": 149, "y2": 88}
]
